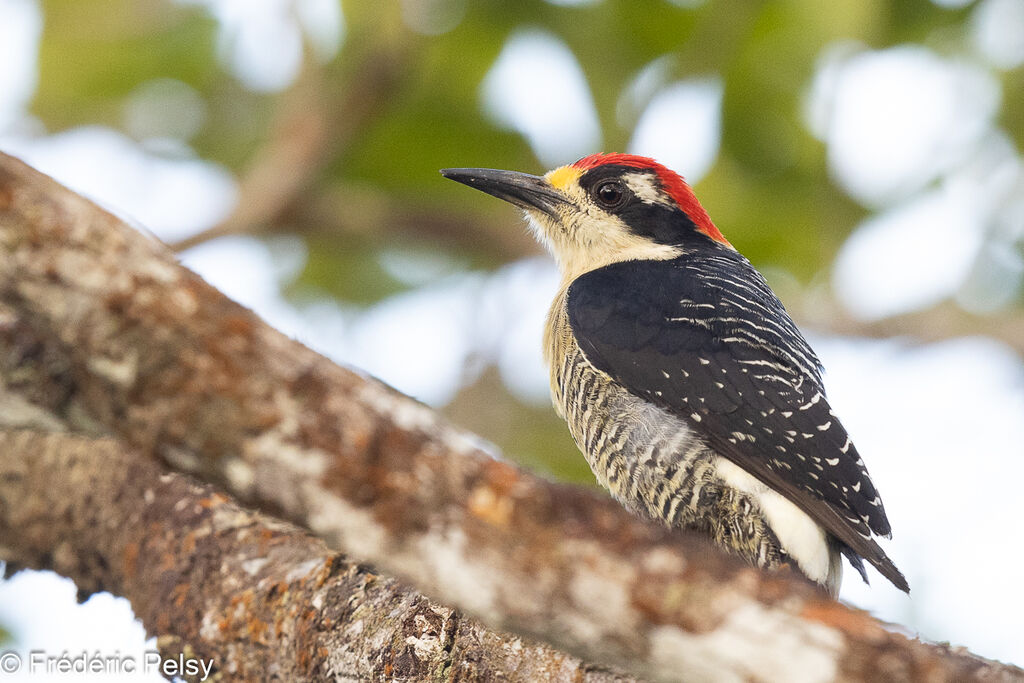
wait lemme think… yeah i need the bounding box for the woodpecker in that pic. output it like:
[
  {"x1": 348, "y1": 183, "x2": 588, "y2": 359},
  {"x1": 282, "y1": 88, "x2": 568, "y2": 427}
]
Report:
[{"x1": 441, "y1": 154, "x2": 907, "y2": 596}]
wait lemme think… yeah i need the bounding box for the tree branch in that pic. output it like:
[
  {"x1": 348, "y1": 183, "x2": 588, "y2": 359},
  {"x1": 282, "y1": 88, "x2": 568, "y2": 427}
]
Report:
[
  {"x1": 0, "y1": 151, "x2": 1020, "y2": 681},
  {"x1": 0, "y1": 429, "x2": 628, "y2": 681}
]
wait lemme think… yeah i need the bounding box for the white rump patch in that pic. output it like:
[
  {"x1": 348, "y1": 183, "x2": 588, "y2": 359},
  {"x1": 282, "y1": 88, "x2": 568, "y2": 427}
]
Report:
[{"x1": 715, "y1": 458, "x2": 831, "y2": 584}]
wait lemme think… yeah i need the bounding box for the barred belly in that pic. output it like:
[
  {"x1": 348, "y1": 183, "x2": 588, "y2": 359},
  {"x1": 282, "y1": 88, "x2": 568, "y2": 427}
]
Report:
[{"x1": 545, "y1": 293, "x2": 787, "y2": 573}]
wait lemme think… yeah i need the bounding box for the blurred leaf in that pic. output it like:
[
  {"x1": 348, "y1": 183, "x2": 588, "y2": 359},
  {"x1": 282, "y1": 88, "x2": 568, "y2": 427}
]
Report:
[
  {"x1": 291, "y1": 235, "x2": 408, "y2": 306},
  {"x1": 1002, "y1": 69, "x2": 1024, "y2": 151},
  {"x1": 35, "y1": 0, "x2": 218, "y2": 131}
]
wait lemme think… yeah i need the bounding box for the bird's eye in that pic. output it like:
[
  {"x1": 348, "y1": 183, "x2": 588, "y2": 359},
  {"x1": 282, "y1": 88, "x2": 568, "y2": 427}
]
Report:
[{"x1": 594, "y1": 180, "x2": 627, "y2": 210}]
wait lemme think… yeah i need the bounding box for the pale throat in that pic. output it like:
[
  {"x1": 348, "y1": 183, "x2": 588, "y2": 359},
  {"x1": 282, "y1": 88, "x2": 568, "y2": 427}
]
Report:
[{"x1": 526, "y1": 212, "x2": 683, "y2": 286}]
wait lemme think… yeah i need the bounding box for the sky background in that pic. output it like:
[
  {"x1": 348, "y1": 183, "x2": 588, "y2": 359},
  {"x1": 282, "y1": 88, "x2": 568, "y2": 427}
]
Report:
[{"x1": 1, "y1": 0, "x2": 1023, "y2": 678}]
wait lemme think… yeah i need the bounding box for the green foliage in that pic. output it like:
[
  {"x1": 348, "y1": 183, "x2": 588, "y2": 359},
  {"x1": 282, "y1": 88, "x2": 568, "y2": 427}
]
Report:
[
  {"x1": 294, "y1": 235, "x2": 409, "y2": 305},
  {"x1": 1003, "y1": 69, "x2": 1024, "y2": 150},
  {"x1": 36, "y1": 0, "x2": 218, "y2": 130}
]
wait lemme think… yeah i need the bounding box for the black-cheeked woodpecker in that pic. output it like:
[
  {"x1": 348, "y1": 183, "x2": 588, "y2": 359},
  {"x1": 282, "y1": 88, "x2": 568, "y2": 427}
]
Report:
[{"x1": 442, "y1": 154, "x2": 907, "y2": 596}]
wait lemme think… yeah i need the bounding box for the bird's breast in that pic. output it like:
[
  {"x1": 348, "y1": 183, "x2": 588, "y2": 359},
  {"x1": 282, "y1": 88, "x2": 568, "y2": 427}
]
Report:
[{"x1": 544, "y1": 290, "x2": 704, "y2": 512}]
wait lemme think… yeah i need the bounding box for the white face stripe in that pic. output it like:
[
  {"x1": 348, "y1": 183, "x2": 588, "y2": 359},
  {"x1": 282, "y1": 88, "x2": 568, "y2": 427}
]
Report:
[{"x1": 622, "y1": 172, "x2": 673, "y2": 207}]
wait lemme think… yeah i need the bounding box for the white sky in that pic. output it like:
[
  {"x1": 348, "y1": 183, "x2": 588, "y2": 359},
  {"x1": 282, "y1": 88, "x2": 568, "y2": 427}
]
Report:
[{"x1": 1, "y1": 0, "x2": 1023, "y2": 673}]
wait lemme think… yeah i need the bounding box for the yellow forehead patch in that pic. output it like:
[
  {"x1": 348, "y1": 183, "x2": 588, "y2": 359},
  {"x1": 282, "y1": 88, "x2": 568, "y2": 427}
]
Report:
[{"x1": 545, "y1": 165, "x2": 582, "y2": 191}]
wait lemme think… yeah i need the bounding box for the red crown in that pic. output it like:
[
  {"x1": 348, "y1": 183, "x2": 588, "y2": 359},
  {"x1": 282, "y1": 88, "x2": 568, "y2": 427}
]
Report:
[{"x1": 572, "y1": 153, "x2": 729, "y2": 247}]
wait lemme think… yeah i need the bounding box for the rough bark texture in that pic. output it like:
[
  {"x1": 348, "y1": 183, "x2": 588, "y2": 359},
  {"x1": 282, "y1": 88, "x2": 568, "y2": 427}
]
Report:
[
  {"x1": 0, "y1": 151, "x2": 1020, "y2": 682},
  {"x1": 0, "y1": 429, "x2": 626, "y2": 681}
]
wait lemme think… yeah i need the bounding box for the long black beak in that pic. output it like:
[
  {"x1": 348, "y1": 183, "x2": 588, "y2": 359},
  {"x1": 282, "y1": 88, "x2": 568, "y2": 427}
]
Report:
[{"x1": 440, "y1": 167, "x2": 569, "y2": 218}]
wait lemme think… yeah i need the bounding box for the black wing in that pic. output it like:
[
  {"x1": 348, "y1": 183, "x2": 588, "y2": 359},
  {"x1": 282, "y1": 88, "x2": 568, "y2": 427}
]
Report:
[{"x1": 567, "y1": 252, "x2": 908, "y2": 592}]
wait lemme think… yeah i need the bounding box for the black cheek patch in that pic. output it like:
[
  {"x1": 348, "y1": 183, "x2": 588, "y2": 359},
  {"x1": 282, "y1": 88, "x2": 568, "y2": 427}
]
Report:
[{"x1": 618, "y1": 202, "x2": 699, "y2": 247}]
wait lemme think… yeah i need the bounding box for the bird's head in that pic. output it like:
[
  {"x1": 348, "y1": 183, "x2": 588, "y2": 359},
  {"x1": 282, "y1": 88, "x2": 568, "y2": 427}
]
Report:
[{"x1": 442, "y1": 153, "x2": 732, "y2": 282}]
